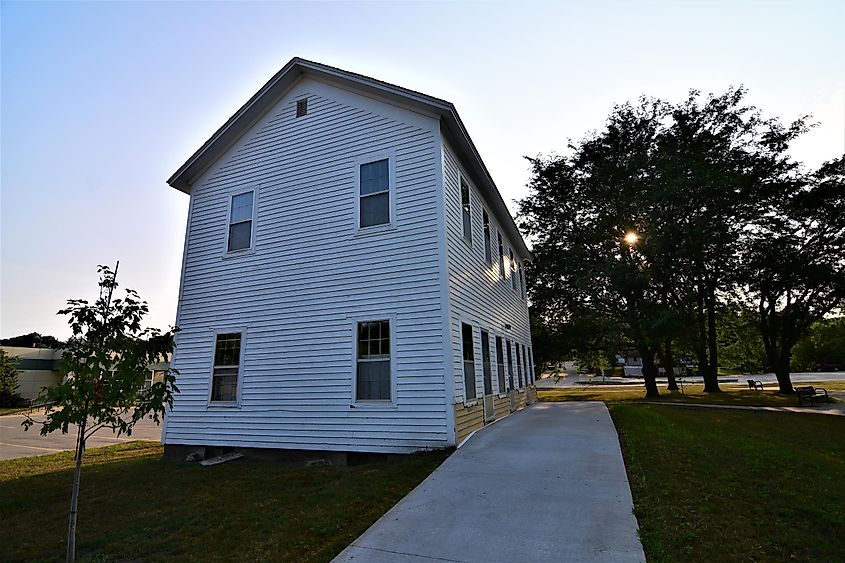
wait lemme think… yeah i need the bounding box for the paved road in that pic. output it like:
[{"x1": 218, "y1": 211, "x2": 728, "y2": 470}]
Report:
[
  {"x1": 333, "y1": 402, "x2": 644, "y2": 563},
  {"x1": 0, "y1": 411, "x2": 162, "y2": 460}
]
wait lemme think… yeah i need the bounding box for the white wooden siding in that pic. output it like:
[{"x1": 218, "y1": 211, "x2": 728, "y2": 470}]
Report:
[
  {"x1": 441, "y1": 139, "x2": 533, "y2": 404},
  {"x1": 166, "y1": 78, "x2": 448, "y2": 453}
]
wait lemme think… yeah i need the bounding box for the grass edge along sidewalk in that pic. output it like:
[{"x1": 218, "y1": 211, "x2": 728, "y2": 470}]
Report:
[
  {"x1": 609, "y1": 403, "x2": 845, "y2": 562},
  {"x1": 0, "y1": 441, "x2": 451, "y2": 562}
]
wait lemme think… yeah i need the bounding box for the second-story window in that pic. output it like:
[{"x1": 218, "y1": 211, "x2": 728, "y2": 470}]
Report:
[
  {"x1": 518, "y1": 262, "x2": 525, "y2": 299},
  {"x1": 509, "y1": 248, "x2": 517, "y2": 291},
  {"x1": 482, "y1": 209, "x2": 492, "y2": 263},
  {"x1": 228, "y1": 191, "x2": 254, "y2": 252},
  {"x1": 460, "y1": 178, "x2": 472, "y2": 244},
  {"x1": 360, "y1": 159, "x2": 390, "y2": 228},
  {"x1": 497, "y1": 231, "x2": 505, "y2": 278}
]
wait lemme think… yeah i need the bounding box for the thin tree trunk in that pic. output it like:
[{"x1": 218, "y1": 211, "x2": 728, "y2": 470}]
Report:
[
  {"x1": 642, "y1": 351, "x2": 660, "y2": 398},
  {"x1": 663, "y1": 339, "x2": 679, "y2": 391},
  {"x1": 695, "y1": 287, "x2": 708, "y2": 377},
  {"x1": 704, "y1": 284, "x2": 721, "y2": 392},
  {"x1": 67, "y1": 419, "x2": 86, "y2": 563}
]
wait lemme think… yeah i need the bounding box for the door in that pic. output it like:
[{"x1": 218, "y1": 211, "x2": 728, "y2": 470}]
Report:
[{"x1": 481, "y1": 330, "x2": 494, "y2": 422}]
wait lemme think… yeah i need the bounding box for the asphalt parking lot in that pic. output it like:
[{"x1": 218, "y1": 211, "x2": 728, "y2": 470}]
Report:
[{"x1": 0, "y1": 410, "x2": 162, "y2": 460}]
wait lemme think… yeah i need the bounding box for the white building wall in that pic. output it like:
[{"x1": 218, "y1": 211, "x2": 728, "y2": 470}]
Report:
[
  {"x1": 441, "y1": 140, "x2": 533, "y2": 404},
  {"x1": 165, "y1": 78, "x2": 449, "y2": 453}
]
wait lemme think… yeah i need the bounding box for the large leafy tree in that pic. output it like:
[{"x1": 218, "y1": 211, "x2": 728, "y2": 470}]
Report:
[
  {"x1": 792, "y1": 316, "x2": 845, "y2": 371},
  {"x1": 23, "y1": 264, "x2": 179, "y2": 562},
  {"x1": 716, "y1": 302, "x2": 767, "y2": 373},
  {"x1": 0, "y1": 332, "x2": 65, "y2": 348},
  {"x1": 521, "y1": 99, "x2": 671, "y2": 397},
  {"x1": 742, "y1": 156, "x2": 845, "y2": 392},
  {"x1": 649, "y1": 88, "x2": 808, "y2": 391},
  {"x1": 521, "y1": 87, "x2": 819, "y2": 397}
]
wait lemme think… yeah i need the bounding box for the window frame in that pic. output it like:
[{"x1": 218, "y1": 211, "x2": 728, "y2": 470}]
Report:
[
  {"x1": 460, "y1": 176, "x2": 472, "y2": 246},
  {"x1": 351, "y1": 314, "x2": 397, "y2": 406},
  {"x1": 207, "y1": 328, "x2": 246, "y2": 408},
  {"x1": 224, "y1": 187, "x2": 257, "y2": 256},
  {"x1": 354, "y1": 150, "x2": 397, "y2": 234},
  {"x1": 516, "y1": 340, "x2": 524, "y2": 388}
]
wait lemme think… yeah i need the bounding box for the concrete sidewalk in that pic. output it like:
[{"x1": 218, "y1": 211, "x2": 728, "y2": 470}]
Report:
[{"x1": 333, "y1": 402, "x2": 644, "y2": 562}]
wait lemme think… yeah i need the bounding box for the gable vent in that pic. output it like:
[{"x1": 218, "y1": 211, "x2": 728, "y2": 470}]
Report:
[{"x1": 296, "y1": 98, "x2": 308, "y2": 117}]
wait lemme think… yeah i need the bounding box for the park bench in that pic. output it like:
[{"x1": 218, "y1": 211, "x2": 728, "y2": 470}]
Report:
[
  {"x1": 746, "y1": 379, "x2": 764, "y2": 391},
  {"x1": 796, "y1": 386, "x2": 830, "y2": 406}
]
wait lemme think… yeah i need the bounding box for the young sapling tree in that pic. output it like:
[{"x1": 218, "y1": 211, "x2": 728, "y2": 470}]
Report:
[{"x1": 23, "y1": 263, "x2": 179, "y2": 562}]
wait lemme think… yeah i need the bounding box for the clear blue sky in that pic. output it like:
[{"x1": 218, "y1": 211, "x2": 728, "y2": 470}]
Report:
[{"x1": 2, "y1": 1, "x2": 843, "y2": 339}]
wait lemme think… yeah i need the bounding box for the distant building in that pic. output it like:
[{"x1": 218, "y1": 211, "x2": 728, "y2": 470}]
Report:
[
  {"x1": 1, "y1": 346, "x2": 170, "y2": 402},
  {"x1": 1, "y1": 346, "x2": 63, "y2": 401}
]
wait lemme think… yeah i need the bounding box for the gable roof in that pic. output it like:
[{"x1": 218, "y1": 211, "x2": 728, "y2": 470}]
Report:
[{"x1": 167, "y1": 57, "x2": 531, "y2": 260}]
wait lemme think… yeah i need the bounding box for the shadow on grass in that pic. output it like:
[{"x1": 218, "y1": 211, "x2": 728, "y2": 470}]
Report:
[
  {"x1": 538, "y1": 384, "x2": 842, "y2": 408},
  {"x1": 0, "y1": 441, "x2": 451, "y2": 562}
]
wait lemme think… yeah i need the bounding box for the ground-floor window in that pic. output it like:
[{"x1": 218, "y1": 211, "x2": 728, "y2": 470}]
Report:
[
  {"x1": 523, "y1": 345, "x2": 533, "y2": 385},
  {"x1": 356, "y1": 320, "x2": 391, "y2": 401},
  {"x1": 462, "y1": 323, "x2": 477, "y2": 401},
  {"x1": 516, "y1": 343, "x2": 524, "y2": 388},
  {"x1": 506, "y1": 339, "x2": 515, "y2": 391},
  {"x1": 481, "y1": 329, "x2": 493, "y2": 396},
  {"x1": 495, "y1": 336, "x2": 506, "y2": 392},
  {"x1": 528, "y1": 346, "x2": 534, "y2": 384},
  {"x1": 211, "y1": 332, "x2": 242, "y2": 403}
]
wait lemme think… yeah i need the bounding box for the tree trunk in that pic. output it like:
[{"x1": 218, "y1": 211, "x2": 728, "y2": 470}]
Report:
[
  {"x1": 663, "y1": 340, "x2": 679, "y2": 391},
  {"x1": 774, "y1": 364, "x2": 794, "y2": 394},
  {"x1": 703, "y1": 284, "x2": 721, "y2": 392},
  {"x1": 67, "y1": 419, "x2": 86, "y2": 563},
  {"x1": 642, "y1": 351, "x2": 660, "y2": 398},
  {"x1": 775, "y1": 346, "x2": 795, "y2": 394}
]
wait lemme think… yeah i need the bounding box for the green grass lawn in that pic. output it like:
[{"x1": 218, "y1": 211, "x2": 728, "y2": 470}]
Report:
[
  {"x1": 538, "y1": 381, "x2": 844, "y2": 407},
  {"x1": 610, "y1": 404, "x2": 845, "y2": 562},
  {"x1": 0, "y1": 406, "x2": 29, "y2": 416},
  {"x1": 0, "y1": 441, "x2": 451, "y2": 562}
]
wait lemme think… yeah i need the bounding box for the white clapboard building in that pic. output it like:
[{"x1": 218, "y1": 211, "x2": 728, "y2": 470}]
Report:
[{"x1": 163, "y1": 58, "x2": 535, "y2": 460}]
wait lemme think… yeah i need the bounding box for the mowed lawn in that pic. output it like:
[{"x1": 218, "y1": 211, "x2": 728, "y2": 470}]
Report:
[
  {"x1": 610, "y1": 404, "x2": 845, "y2": 562},
  {"x1": 0, "y1": 441, "x2": 450, "y2": 562}
]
